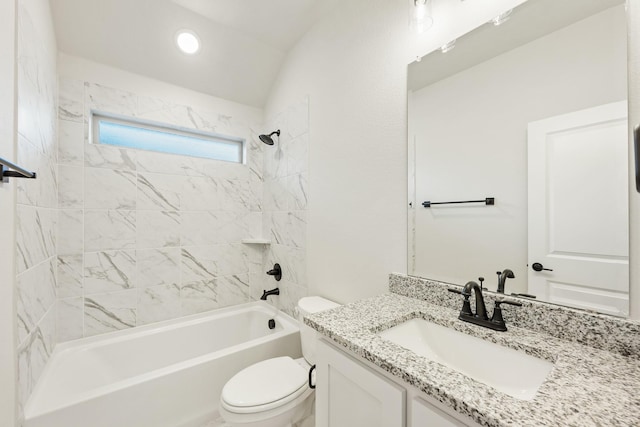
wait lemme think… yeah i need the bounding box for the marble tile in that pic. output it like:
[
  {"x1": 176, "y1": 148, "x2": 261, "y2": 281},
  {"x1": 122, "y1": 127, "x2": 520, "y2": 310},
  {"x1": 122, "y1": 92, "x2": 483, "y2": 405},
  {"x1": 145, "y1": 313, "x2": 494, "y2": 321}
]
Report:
[
  {"x1": 202, "y1": 160, "x2": 249, "y2": 181},
  {"x1": 219, "y1": 178, "x2": 252, "y2": 212},
  {"x1": 16, "y1": 205, "x2": 56, "y2": 273},
  {"x1": 137, "y1": 248, "x2": 181, "y2": 288},
  {"x1": 57, "y1": 209, "x2": 83, "y2": 255},
  {"x1": 136, "y1": 96, "x2": 219, "y2": 132},
  {"x1": 241, "y1": 243, "x2": 263, "y2": 275},
  {"x1": 84, "y1": 289, "x2": 137, "y2": 336},
  {"x1": 211, "y1": 244, "x2": 247, "y2": 277},
  {"x1": 17, "y1": 305, "x2": 55, "y2": 415},
  {"x1": 249, "y1": 272, "x2": 266, "y2": 301},
  {"x1": 84, "y1": 143, "x2": 137, "y2": 171},
  {"x1": 289, "y1": 173, "x2": 308, "y2": 211},
  {"x1": 267, "y1": 244, "x2": 306, "y2": 286},
  {"x1": 181, "y1": 246, "x2": 218, "y2": 286},
  {"x1": 181, "y1": 176, "x2": 220, "y2": 211},
  {"x1": 264, "y1": 144, "x2": 287, "y2": 180},
  {"x1": 86, "y1": 83, "x2": 137, "y2": 117},
  {"x1": 247, "y1": 135, "x2": 264, "y2": 182},
  {"x1": 278, "y1": 281, "x2": 307, "y2": 318},
  {"x1": 85, "y1": 210, "x2": 136, "y2": 252},
  {"x1": 137, "y1": 210, "x2": 180, "y2": 248},
  {"x1": 57, "y1": 297, "x2": 83, "y2": 342},
  {"x1": 265, "y1": 177, "x2": 291, "y2": 212},
  {"x1": 58, "y1": 119, "x2": 84, "y2": 166},
  {"x1": 237, "y1": 212, "x2": 262, "y2": 241},
  {"x1": 58, "y1": 165, "x2": 84, "y2": 208},
  {"x1": 137, "y1": 150, "x2": 204, "y2": 177},
  {"x1": 216, "y1": 274, "x2": 250, "y2": 307},
  {"x1": 180, "y1": 212, "x2": 221, "y2": 247},
  {"x1": 137, "y1": 284, "x2": 181, "y2": 326},
  {"x1": 16, "y1": 134, "x2": 44, "y2": 207},
  {"x1": 84, "y1": 250, "x2": 136, "y2": 295},
  {"x1": 57, "y1": 254, "x2": 83, "y2": 298},
  {"x1": 84, "y1": 168, "x2": 137, "y2": 209},
  {"x1": 58, "y1": 78, "x2": 84, "y2": 122},
  {"x1": 180, "y1": 280, "x2": 218, "y2": 315},
  {"x1": 137, "y1": 172, "x2": 182, "y2": 210},
  {"x1": 249, "y1": 174, "x2": 263, "y2": 212},
  {"x1": 271, "y1": 211, "x2": 306, "y2": 249},
  {"x1": 16, "y1": 258, "x2": 56, "y2": 345}
]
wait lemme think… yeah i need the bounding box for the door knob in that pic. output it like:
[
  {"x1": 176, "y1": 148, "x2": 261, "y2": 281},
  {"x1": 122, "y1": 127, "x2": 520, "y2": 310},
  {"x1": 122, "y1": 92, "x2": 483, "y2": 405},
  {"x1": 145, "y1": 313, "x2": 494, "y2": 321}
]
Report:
[{"x1": 532, "y1": 262, "x2": 553, "y2": 272}]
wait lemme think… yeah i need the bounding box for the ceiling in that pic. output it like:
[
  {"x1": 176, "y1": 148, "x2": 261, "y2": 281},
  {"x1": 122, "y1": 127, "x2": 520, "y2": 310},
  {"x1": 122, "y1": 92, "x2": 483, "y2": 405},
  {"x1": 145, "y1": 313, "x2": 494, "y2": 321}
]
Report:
[{"x1": 50, "y1": 0, "x2": 338, "y2": 107}]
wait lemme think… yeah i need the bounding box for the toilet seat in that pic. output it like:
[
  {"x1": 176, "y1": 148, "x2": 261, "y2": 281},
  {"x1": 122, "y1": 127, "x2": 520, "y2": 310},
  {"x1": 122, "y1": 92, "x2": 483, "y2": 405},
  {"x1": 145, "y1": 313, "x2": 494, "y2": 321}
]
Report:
[{"x1": 221, "y1": 357, "x2": 309, "y2": 415}]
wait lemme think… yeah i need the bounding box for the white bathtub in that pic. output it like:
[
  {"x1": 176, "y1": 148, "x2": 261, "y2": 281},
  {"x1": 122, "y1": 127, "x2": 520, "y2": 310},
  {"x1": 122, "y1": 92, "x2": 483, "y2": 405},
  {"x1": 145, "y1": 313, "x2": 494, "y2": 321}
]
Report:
[{"x1": 24, "y1": 302, "x2": 302, "y2": 427}]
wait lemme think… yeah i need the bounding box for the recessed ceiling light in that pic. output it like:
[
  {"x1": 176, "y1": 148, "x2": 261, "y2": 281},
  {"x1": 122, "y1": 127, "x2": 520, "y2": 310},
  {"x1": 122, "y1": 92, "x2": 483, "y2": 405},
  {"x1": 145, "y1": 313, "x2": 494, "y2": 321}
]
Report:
[{"x1": 175, "y1": 30, "x2": 200, "y2": 55}]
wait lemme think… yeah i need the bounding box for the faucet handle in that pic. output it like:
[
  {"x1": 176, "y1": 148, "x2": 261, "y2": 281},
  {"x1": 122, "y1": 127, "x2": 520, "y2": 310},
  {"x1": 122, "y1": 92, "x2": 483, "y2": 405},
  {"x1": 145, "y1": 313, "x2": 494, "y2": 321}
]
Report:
[
  {"x1": 495, "y1": 299, "x2": 522, "y2": 307},
  {"x1": 447, "y1": 288, "x2": 462, "y2": 295}
]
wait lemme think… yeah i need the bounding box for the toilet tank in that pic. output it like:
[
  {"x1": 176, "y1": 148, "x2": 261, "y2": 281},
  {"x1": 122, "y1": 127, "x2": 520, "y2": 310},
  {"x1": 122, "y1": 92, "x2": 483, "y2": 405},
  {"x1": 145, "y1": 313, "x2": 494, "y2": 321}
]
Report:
[{"x1": 297, "y1": 297, "x2": 340, "y2": 364}]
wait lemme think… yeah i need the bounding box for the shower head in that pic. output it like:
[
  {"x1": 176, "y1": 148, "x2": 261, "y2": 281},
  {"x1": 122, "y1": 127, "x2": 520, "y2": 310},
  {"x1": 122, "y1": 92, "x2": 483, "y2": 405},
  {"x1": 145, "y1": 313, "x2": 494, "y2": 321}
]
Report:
[{"x1": 259, "y1": 129, "x2": 280, "y2": 145}]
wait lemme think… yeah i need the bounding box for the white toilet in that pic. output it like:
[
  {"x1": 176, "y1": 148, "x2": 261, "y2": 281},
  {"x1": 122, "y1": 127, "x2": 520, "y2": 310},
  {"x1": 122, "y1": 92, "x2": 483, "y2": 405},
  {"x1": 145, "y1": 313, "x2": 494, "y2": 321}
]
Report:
[{"x1": 219, "y1": 296, "x2": 340, "y2": 427}]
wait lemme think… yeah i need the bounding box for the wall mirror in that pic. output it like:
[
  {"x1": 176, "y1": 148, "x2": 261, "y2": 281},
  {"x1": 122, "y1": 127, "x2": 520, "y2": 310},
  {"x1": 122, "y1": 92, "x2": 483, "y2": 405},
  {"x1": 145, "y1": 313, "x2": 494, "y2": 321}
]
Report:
[{"x1": 407, "y1": 0, "x2": 629, "y2": 316}]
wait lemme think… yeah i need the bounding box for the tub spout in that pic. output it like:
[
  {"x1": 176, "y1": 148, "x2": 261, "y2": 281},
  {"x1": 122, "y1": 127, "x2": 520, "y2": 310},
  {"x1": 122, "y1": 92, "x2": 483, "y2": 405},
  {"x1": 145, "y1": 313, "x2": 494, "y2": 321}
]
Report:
[{"x1": 261, "y1": 288, "x2": 280, "y2": 301}]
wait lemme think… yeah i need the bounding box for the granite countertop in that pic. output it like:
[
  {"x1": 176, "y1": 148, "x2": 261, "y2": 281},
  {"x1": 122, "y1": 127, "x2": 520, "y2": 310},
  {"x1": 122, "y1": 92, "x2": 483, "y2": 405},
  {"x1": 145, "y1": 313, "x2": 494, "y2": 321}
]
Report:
[{"x1": 305, "y1": 293, "x2": 640, "y2": 427}]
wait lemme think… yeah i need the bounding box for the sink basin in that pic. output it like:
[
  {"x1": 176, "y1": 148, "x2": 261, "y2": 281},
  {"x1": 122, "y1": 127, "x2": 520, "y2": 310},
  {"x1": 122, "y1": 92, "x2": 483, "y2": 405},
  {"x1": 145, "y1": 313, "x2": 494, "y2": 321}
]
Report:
[{"x1": 377, "y1": 318, "x2": 553, "y2": 400}]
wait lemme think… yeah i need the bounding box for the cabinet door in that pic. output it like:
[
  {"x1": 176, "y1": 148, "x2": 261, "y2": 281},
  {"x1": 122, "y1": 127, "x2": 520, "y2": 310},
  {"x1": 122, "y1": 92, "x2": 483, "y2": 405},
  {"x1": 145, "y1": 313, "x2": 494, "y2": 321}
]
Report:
[
  {"x1": 316, "y1": 340, "x2": 405, "y2": 427},
  {"x1": 410, "y1": 397, "x2": 469, "y2": 427}
]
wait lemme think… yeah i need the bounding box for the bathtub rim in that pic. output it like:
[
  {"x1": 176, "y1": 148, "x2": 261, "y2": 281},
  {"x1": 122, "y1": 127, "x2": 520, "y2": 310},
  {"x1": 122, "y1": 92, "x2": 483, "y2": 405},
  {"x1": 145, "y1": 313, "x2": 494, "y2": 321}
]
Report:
[{"x1": 25, "y1": 301, "x2": 299, "y2": 420}]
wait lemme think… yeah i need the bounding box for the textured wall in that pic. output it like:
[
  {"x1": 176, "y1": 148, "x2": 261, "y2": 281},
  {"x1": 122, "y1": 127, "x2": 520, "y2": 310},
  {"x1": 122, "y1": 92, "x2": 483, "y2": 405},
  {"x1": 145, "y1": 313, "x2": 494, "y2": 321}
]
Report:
[
  {"x1": 56, "y1": 71, "x2": 266, "y2": 340},
  {"x1": 15, "y1": 0, "x2": 58, "y2": 418}
]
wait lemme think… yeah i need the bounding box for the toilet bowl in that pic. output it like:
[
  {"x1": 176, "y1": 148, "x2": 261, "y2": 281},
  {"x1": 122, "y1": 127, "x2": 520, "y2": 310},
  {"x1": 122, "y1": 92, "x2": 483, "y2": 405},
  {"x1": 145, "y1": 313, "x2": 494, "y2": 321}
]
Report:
[{"x1": 219, "y1": 297, "x2": 340, "y2": 427}]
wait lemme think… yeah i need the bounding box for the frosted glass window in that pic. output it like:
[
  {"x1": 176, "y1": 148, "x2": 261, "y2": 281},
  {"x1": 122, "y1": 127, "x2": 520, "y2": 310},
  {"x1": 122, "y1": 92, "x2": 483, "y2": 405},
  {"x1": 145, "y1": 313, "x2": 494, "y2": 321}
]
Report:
[{"x1": 92, "y1": 113, "x2": 243, "y2": 163}]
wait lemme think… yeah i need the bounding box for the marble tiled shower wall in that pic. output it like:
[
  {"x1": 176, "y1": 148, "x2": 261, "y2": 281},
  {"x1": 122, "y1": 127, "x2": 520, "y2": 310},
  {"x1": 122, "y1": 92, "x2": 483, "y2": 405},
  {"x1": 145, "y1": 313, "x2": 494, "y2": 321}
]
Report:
[
  {"x1": 262, "y1": 97, "x2": 310, "y2": 316},
  {"x1": 15, "y1": 0, "x2": 58, "y2": 415},
  {"x1": 56, "y1": 78, "x2": 266, "y2": 340}
]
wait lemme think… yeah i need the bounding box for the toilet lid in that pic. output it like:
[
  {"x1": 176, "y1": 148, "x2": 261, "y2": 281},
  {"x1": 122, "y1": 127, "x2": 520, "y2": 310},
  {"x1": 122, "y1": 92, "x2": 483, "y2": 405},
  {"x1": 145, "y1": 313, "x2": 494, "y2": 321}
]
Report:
[{"x1": 222, "y1": 357, "x2": 308, "y2": 408}]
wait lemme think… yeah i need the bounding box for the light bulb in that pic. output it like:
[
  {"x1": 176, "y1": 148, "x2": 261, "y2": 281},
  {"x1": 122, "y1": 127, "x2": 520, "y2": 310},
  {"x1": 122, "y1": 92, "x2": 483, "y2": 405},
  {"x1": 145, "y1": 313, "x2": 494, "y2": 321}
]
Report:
[
  {"x1": 175, "y1": 30, "x2": 200, "y2": 55},
  {"x1": 410, "y1": 0, "x2": 433, "y2": 34}
]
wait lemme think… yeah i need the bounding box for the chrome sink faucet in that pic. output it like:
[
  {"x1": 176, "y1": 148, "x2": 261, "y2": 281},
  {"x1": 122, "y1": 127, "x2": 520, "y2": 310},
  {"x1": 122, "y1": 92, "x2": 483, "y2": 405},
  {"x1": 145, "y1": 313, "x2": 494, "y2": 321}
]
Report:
[{"x1": 449, "y1": 280, "x2": 522, "y2": 331}]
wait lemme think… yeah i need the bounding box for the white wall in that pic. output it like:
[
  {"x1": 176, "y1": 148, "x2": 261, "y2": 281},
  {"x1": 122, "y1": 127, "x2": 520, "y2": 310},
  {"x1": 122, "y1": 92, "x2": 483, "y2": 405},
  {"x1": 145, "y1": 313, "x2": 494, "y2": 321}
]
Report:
[
  {"x1": 410, "y1": 6, "x2": 626, "y2": 291},
  {"x1": 0, "y1": 0, "x2": 17, "y2": 424},
  {"x1": 264, "y1": 0, "x2": 528, "y2": 303},
  {"x1": 628, "y1": 0, "x2": 640, "y2": 320}
]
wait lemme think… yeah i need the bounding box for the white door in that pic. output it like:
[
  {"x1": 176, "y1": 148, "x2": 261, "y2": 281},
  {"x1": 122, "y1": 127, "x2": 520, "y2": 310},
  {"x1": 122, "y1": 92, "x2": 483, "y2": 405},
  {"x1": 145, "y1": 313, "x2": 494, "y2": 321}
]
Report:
[{"x1": 528, "y1": 101, "x2": 628, "y2": 316}]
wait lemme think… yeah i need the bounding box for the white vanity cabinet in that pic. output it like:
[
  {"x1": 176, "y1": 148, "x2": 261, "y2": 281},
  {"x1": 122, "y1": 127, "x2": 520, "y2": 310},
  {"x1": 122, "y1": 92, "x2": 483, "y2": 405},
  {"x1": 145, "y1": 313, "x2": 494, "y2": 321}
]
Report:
[
  {"x1": 315, "y1": 339, "x2": 480, "y2": 427},
  {"x1": 315, "y1": 339, "x2": 405, "y2": 427}
]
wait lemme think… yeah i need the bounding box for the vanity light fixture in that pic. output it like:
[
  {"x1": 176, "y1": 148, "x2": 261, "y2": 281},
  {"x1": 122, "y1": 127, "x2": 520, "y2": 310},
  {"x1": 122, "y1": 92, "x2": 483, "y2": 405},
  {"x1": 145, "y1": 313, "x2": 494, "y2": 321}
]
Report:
[
  {"x1": 410, "y1": 0, "x2": 433, "y2": 34},
  {"x1": 440, "y1": 39, "x2": 456, "y2": 53},
  {"x1": 175, "y1": 30, "x2": 201, "y2": 55},
  {"x1": 491, "y1": 9, "x2": 513, "y2": 26}
]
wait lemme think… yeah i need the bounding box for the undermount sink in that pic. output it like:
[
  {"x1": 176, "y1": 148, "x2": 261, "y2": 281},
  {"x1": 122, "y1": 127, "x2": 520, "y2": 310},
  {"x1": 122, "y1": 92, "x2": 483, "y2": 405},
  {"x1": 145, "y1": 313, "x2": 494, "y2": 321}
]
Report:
[{"x1": 377, "y1": 318, "x2": 553, "y2": 400}]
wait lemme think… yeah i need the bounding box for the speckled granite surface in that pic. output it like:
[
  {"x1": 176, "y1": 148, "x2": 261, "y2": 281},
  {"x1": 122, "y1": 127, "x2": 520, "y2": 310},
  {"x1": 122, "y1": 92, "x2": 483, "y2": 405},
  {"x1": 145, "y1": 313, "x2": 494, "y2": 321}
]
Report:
[
  {"x1": 389, "y1": 273, "x2": 640, "y2": 359},
  {"x1": 305, "y1": 291, "x2": 640, "y2": 426}
]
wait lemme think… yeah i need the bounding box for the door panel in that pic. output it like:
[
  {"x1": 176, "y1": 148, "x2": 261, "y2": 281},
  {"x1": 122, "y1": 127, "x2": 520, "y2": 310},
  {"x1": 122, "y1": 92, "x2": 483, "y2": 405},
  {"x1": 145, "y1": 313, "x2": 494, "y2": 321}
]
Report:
[{"x1": 528, "y1": 101, "x2": 628, "y2": 316}]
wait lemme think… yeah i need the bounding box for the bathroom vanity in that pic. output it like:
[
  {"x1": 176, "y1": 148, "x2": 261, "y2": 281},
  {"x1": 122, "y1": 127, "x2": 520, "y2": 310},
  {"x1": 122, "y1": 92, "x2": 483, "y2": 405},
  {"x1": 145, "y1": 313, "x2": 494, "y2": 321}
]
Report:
[{"x1": 307, "y1": 274, "x2": 640, "y2": 427}]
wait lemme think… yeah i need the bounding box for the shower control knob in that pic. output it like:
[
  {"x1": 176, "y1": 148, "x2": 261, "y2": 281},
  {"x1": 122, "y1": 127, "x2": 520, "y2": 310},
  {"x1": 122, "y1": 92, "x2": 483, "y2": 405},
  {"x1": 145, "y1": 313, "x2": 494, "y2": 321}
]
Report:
[{"x1": 532, "y1": 263, "x2": 553, "y2": 272}]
